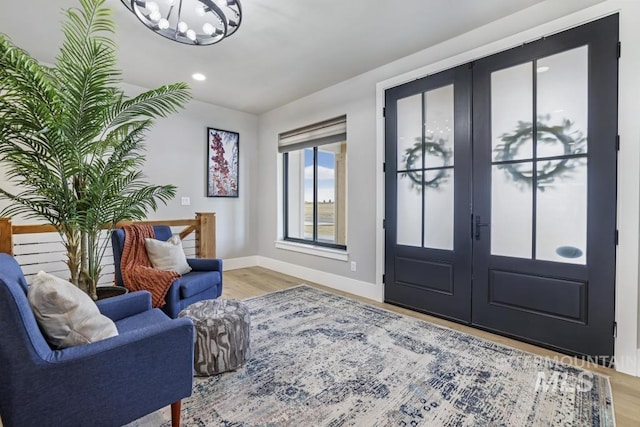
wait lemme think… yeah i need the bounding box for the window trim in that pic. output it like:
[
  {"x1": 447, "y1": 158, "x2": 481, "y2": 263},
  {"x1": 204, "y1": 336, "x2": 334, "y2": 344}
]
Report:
[
  {"x1": 275, "y1": 239, "x2": 348, "y2": 261},
  {"x1": 282, "y1": 148, "x2": 347, "y2": 251},
  {"x1": 280, "y1": 115, "x2": 347, "y2": 251}
]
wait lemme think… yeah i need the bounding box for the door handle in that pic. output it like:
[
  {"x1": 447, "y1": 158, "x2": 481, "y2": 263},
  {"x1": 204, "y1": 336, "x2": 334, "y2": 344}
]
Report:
[{"x1": 475, "y1": 215, "x2": 489, "y2": 240}]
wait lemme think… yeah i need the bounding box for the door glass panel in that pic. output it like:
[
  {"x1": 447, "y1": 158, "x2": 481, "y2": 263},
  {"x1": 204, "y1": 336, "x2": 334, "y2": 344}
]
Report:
[
  {"x1": 424, "y1": 169, "x2": 454, "y2": 250},
  {"x1": 491, "y1": 63, "x2": 533, "y2": 162},
  {"x1": 491, "y1": 163, "x2": 533, "y2": 258},
  {"x1": 424, "y1": 85, "x2": 454, "y2": 168},
  {"x1": 397, "y1": 94, "x2": 423, "y2": 171},
  {"x1": 536, "y1": 160, "x2": 587, "y2": 264},
  {"x1": 397, "y1": 172, "x2": 422, "y2": 247},
  {"x1": 537, "y1": 46, "x2": 588, "y2": 158}
]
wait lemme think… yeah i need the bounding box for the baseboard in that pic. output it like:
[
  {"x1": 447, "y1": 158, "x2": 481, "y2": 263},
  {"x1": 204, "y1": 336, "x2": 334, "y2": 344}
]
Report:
[
  {"x1": 613, "y1": 346, "x2": 640, "y2": 377},
  {"x1": 223, "y1": 256, "x2": 259, "y2": 271},
  {"x1": 256, "y1": 256, "x2": 383, "y2": 302}
]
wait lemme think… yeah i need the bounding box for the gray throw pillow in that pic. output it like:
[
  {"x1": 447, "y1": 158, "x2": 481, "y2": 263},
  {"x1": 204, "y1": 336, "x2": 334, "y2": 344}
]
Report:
[
  {"x1": 28, "y1": 271, "x2": 118, "y2": 349},
  {"x1": 145, "y1": 235, "x2": 192, "y2": 275}
]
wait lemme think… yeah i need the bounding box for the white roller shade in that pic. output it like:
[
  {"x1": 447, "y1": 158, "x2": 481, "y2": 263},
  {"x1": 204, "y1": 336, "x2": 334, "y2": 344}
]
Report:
[{"x1": 278, "y1": 115, "x2": 346, "y2": 153}]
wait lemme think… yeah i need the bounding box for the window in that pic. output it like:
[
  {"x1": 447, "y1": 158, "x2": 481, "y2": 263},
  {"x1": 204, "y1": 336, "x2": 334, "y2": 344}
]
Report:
[{"x1": 280, "y1": 116, "x2": 347, "y2": 250}]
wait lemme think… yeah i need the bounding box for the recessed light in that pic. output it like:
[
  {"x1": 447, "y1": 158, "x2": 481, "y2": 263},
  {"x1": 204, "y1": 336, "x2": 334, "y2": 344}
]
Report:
[
  {"x1": 536, "y1": 66, "x2": 550, "y2": 73},
  {"x1": 192, "y1": 73, "x2": 206, "y2": 81}
]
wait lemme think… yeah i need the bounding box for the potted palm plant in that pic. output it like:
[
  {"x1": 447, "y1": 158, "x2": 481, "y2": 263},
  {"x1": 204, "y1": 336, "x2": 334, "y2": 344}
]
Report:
[{"x1": 0, "y1": 0, "x2": 191, "y2": 299}]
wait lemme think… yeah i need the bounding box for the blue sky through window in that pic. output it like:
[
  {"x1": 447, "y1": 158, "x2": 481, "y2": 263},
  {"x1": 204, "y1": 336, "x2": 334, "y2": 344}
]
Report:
[{"x1": 304, "y1": 148, "x2": 335, "y2": 202}]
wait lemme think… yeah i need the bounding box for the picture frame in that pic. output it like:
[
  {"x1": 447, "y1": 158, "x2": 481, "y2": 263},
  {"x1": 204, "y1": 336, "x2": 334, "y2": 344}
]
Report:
[{"x1": 207, "y1": 127, "x2": 239, "y2": 197}]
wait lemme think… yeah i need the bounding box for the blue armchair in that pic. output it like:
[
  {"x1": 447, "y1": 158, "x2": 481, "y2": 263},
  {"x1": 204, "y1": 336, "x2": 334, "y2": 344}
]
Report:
[
  {"x1": 111, "y1": 225, "x2": 223, "y2": 318},
  {"x1": 0, "y1": 253, "x2": 194, "y2": 427}
]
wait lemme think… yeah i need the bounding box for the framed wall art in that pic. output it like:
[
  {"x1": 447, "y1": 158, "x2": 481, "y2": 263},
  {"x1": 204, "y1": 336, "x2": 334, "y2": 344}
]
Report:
[{"x1": 207, "y1": 127, "x2": 239, "y2": 197}]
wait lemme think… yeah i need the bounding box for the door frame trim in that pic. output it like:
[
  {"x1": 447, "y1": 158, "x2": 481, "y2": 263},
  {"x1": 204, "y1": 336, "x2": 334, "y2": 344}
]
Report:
[{"x1": 375, "y1": 2, "x2": 640, "y2": 375}]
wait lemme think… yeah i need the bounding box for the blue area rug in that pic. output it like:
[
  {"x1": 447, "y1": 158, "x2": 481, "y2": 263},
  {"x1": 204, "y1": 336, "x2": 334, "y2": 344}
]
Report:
[{"x1": 131, "y1": 285, "x2": 614, "y2": 426}]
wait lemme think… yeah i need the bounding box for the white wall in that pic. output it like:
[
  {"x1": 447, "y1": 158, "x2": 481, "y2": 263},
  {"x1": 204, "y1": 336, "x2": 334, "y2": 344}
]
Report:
[
  {"x1": 126, "y1": 83, "x2": 259, "y2": 259},
  {"x1": 258, "y1": 93, "x2": 377, "y2": 283},
  {"x1": 0, "y1": 82, "x2": 260, "y2": 261},
  {"x1": 257, "y1": 0, "x2": 640, "y2": 376}
]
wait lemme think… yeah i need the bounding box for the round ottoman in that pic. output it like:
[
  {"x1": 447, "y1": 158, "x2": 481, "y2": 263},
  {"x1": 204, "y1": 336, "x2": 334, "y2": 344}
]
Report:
[{"x1": 178, "y1": 299, "x2": 251, "y2": 376}]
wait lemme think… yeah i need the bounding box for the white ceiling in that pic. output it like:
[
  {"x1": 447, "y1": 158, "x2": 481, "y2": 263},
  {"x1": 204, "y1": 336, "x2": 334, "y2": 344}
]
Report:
[{"x1": 1, "y1": 0, "x2": 604, "y2": 114}]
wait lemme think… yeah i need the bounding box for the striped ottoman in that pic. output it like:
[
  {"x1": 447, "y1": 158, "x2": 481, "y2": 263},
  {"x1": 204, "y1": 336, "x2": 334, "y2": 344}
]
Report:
[{"x1": 178, "y1": 299, "x2": 251, "y2": 376}]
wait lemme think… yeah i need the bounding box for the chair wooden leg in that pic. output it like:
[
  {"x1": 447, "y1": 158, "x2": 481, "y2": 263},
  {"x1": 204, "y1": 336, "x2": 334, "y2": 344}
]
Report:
[{"x1": 171, "y1": 400, "x2": 182, "y2": 427}]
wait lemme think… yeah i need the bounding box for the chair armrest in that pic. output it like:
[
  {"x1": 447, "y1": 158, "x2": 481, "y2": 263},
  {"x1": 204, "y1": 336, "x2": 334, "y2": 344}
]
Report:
[
  {"x1": 187, "y1": 258, "x2": 222, "y2": 272},
  {"x1": 95, "y1": 291, "x2": 152, "y2": 321},
  {"x1": 48, "y1": 316, "x2": 193, "y2": 364}
]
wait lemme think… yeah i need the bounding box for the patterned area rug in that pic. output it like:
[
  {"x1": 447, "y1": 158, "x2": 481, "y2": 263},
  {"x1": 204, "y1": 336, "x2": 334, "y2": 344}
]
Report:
[{"x1": 130, "y1": 285, "x2": 614, "y2": 426}]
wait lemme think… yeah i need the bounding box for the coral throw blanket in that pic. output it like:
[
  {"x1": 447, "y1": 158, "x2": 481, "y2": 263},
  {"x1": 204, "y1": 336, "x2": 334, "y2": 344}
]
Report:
[{"x1": 121, "y1": 225, "x2": 180, "y2": 308}]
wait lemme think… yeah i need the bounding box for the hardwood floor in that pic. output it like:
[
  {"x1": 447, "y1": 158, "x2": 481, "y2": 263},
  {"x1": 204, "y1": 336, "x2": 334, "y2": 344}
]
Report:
[{"x1": 225, "y1": 266, "x2": 640, "y2": 427}]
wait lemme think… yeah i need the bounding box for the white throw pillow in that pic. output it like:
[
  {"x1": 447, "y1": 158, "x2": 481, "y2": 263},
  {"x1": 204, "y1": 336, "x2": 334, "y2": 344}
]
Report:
[
  {"x1": 144, "y1": 235, "x2": 192, "y2": 275},
  {"x1": 28, "y1": 271, "x2": 118, "y2": 349}
]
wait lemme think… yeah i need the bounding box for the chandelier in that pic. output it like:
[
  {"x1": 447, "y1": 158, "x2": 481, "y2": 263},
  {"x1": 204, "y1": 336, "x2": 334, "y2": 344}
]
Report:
[{"x1": 121, "y1": 0, "x2": 242, "y2": 46}]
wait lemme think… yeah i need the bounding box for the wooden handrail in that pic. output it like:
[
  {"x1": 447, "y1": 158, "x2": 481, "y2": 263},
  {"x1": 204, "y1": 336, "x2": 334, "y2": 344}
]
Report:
[
  {"x1": 11, "y1": 223, "x2": 58, "y2": 235},
  {"x1": 10, "y1": 219, "x2": 200, "y2": 235},
  {"x1": 0, "y1": 212, "x2": 216, "y2": 258},
  {"x1": 114, "y1": 219, "x2": 198, "y2": 228},
  {"x1": 179, "y1": 225, "x2": 197, "y2": 241}
]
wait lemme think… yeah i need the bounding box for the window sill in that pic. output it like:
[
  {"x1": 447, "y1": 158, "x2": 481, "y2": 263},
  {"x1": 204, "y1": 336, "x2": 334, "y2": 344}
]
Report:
[{"x1": 274, "y1": 240, "x2": 348, "y2": 261}]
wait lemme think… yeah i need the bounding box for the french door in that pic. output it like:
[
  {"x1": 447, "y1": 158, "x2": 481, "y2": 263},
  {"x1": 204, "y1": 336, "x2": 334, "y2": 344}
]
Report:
[
  {"x1": 384, "y1": 65, "x2": 472, "y2": 323},
  {"x1": 384, "y1": 15, "x2": 618, "y2": 358}
]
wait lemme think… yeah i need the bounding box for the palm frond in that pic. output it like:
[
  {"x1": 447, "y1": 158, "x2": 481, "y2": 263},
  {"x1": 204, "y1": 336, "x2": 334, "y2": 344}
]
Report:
[
  {"x1": 56, "y1": 0, "x2": 120, "y2": 153},
  {"x1": 103, "y1": 83, "x2": 191, "y2": 133},
  {"x1": 0, "y1": 0, "x2": 190, "y2": 296}
]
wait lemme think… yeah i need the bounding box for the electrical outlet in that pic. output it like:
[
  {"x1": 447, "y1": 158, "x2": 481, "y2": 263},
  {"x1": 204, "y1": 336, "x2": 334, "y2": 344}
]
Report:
[
  {"x1": 180, "y1": 197, "x2": 190, "y2": 206},
  {"x1": 350, "y1": 261, "x2": 357, "y2": 272}
]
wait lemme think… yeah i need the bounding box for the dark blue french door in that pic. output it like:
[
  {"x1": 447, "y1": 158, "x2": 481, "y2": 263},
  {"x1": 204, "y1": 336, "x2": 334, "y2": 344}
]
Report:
[{"x1": 385, "y1": 15, "x2": 618, "y2": 358}]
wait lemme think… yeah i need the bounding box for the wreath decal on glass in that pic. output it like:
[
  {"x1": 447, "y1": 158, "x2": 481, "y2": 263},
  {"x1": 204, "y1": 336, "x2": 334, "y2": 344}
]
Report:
[
  {"x1": 494, "y1": 115, "x2": 586, "y2": 190},
  {"x1": 401, "y1": 135, "x2": 452, "y2": 191}
]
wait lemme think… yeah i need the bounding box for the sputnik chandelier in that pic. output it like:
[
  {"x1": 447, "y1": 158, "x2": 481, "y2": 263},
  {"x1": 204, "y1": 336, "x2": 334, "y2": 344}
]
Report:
[{"x1": 121, "y1": 0, "x2": 242, "y2": 46}]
